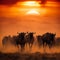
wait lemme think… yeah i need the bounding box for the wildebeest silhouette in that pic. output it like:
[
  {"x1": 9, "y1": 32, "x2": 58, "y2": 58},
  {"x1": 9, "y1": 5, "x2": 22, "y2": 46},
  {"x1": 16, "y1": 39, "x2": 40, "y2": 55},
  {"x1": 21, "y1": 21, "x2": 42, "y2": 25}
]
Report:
[
  {"x1": 12, "y1": 35, "x2": 18, "y2": 46},
  {"x1": 25, "y1": 32, "x2": 35, "y2": 48},
  {"x1": 16, "y1": 32, "x2": 26, "y2": 51},
  {"x1": 36, "y1": 35, "x2": 42, "y2": 47},
  {"x1": 2, "y1": 32, "x2": 56, "y2": 52},
  {"x1": 42, "y1": 32, "x2": 56, "y2": 48},
  {"x1": 2, "y1": 35, "x2": 12, "y2": 47},
  {"x1": 55, "y1": 37, "x2": 60, "y2": 46},
  {"x1": 36, "y1": 32, "x2": 56, "y2": 48},
  {"x1": 2, "y1": 32, "x2": 26, "y2": 51}
]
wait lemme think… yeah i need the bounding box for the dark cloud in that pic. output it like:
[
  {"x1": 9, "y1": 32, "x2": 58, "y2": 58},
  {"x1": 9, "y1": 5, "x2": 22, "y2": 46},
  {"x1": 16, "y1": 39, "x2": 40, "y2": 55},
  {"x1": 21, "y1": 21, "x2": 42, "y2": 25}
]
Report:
[
  {"x1": 0, "y1": 0, "x2": 24, "y2": 5},
  {"x1": 0, "y1": 0, "x2": 60, "y2": 5}
]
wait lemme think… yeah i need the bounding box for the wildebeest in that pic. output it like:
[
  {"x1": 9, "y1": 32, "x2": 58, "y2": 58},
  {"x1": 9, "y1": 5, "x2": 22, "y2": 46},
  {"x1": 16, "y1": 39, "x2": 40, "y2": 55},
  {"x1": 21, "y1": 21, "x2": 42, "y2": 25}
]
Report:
[
  {"x1": 25, "y1": 32, "x2": 35, "y2": 48},
  {"x1": 12, "y1": 35, "x2": 18, "y2": 46},
  {"x1": 2, "y1": 32, "x2": 56, "y2": 52},
  {"x1": 36, "y1": 32, "x2": 56, "y2": 48},
  {"x1": 2, "y1": 32, "x2": 26, "y2": 51},
  {"x1": 16, "y1": 32, "x2": 26, "y2": 51},
  {"x1": 2, "y1": 35, "x2": 12, "y2": 47},
  {"x1": 42, "y1": 32, "x2": 56, "y2": 48},
  {"x1": 55, "y1": 37, "x2": 60, "y2": 46},
  {"x1": 11, "y1": 32, "x2": 35, "y2": 51},
  {"x1": 36, "y1": 35, "x2": 42, "y2": 47}
]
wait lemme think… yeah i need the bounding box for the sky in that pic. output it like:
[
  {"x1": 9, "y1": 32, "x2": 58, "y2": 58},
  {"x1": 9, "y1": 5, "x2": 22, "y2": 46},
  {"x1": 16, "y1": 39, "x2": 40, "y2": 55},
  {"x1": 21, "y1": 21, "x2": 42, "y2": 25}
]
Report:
[
  {"x1": 0, "y1": 0, "x2": 60, "y2": 47},
  {"x1": 0, "y1": 0, "x2": 59, "y2": 5}
]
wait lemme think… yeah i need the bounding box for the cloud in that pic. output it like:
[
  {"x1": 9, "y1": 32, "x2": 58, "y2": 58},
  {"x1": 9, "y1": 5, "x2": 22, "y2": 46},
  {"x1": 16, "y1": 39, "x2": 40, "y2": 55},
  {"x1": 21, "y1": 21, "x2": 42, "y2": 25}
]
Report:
[
  {"x1": 0, "y1": 0, "x2": 21, "y2": 5},
  {"x1": 0, "y1": 0, "x2": 60, "y2": 5}
]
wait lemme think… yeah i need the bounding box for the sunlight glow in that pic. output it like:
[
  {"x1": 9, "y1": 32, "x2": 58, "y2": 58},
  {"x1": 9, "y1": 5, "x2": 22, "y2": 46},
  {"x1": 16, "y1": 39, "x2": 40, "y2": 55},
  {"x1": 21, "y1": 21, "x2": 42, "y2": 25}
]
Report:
[
  {"x1": 26, "y1": 9, "x2": 40, "y2": 15},
  {"x1": 21, "y1": 1, "x2": 40, "y2": 6}
]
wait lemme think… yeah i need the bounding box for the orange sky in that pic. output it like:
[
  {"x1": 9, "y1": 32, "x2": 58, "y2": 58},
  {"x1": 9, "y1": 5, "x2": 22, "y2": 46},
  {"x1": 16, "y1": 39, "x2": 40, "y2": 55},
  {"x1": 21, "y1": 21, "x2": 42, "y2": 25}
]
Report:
[{"x1": 0, "y1": 1, "x2": 60, "y2": 41}]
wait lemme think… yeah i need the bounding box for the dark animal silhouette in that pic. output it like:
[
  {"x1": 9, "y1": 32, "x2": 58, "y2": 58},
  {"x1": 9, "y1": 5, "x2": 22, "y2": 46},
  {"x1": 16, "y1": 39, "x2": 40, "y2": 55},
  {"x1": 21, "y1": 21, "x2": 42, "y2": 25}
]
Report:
[
  {"x1": 12, "y1": 36, "x2": 18, "y2": 46},
  {"x1": 2, "y1": 35, "x2": 12, "y2": 47},
  {"x1": 16, "y1": 32, "x2": 26, "y2": 51},
  {"x1": 36, "y1": 35, "x2": 42, "y2": 47},
  {"x1": 2, "y1": 32, "x2": 26, "y2": 51},
  {"x1": 2, "y1": 32, "x2": 56, "y2": 52},
  {"x1": 55, "y1": 37, "x2": 60, "y2": 46},
  {"x1": 42, "y1": 32, "x2": 56, "y2": 48},
  {"x1": 25, "y1": 32, "x2": 35, "y2": 48}
]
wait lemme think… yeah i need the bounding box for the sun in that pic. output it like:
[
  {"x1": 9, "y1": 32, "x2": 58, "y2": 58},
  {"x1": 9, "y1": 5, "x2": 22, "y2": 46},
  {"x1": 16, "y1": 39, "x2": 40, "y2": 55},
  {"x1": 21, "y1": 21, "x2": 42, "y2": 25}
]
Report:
[
  {"x1": 18, "y1": 1, "x2": 41, "y2": 15},
  {"x1": 21, "y1": 1, "x2": 40, "y2": 7},
  {"x1": 26, "y1": 9, "x2": 40, "y2": 15}
]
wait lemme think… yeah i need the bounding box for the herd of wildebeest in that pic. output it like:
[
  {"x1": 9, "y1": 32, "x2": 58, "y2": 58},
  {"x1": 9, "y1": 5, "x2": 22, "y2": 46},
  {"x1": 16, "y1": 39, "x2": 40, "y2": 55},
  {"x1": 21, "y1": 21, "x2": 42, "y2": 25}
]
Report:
[{"x1": 2, "y1": 32, "x2": 60, "y2": 51}]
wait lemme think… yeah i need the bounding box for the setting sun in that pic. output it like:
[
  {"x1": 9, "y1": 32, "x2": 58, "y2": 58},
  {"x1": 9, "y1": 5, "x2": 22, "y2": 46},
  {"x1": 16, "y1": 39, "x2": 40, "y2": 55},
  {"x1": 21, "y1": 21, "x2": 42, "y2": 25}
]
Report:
[{"x1": 21, "y1": 1, "x2": 40, "y2": 7}]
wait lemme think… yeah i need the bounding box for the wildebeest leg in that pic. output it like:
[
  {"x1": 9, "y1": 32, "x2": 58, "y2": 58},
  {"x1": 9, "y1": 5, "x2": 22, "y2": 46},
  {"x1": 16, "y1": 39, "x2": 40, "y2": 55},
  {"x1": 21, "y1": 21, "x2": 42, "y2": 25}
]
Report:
[
  {"x1": 48, "y1": 43, "x2": 53, "y2": 49},
  {"x1": 47, "y1": 41, "x2": 52, "y2": 48},
  {"x1": 3, "y1": 44, "x2": 8, "y2": 48},
  {"x1": 42, "y1": 41, "x2": 47, "y2": 53},
  {"x1": 25, "y1": 43, "x2": 27, "y2": 48},
  {"x1": 28, "y1": 43, "x2": 32, "y2": 52},
  {"x1": 38, "y1": 42, "x2": 42, "y2": 48},
  {"x1": 16, "y1": 45, "x2": 20, "y2": 52},
  {"x1": 29, "y1": 43, "x2": 31, "y2": 48},
  {"x1": 43, "y1": 41, "x2": 45, "y2": 48},
  {"x1": 21, "y1": 44, "x2": 25, "y2": 52},
  {"x1": 30, "y1": 44, "x2": 32, "y2": 48},
  {"x1": 3, "y1": 44, "x2": 5, "y2": 48},
  {"x1": 30, "y1": 42, "x2": 33, "y2": 48}
]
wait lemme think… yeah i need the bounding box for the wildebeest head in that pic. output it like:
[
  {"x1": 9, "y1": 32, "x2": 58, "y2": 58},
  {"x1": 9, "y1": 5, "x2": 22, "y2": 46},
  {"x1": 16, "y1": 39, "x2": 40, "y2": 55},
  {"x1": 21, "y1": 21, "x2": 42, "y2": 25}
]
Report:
[
  {"x1": 17, "y1": 32, "x2": 26, "y2": 41},
  {"x1": 27, "y1": 32, "x2": 35, "y2": 39},
  {"x1": 50, "y1": 33, "x2": 56, "y2": 40}
]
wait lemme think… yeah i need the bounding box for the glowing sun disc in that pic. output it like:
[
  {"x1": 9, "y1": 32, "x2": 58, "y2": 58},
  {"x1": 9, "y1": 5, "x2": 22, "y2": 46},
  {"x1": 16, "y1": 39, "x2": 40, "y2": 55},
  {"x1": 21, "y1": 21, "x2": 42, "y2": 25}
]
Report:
[
  {"x1": 21, "y1": 1, "x2": 40, "y2": 6},
  {"x1": 26, "y1": 9, "x2": 40, "y2": 15}
]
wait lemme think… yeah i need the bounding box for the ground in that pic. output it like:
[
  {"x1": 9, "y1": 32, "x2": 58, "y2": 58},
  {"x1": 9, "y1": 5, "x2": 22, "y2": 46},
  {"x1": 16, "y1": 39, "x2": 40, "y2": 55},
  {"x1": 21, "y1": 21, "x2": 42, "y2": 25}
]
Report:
[{"x1": 0, "y1": 52, "x2": 60, "y2": 60}]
